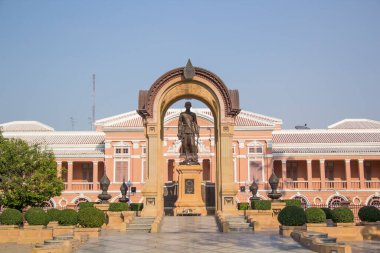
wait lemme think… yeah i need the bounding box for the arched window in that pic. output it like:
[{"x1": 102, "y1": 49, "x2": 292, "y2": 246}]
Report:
[
  {"x1": 39, "y1": 199, "x2": 55, "y2": 210},
  {"x1": 292, "y1": 196, "x2": 309, "y2": 209},
  {"x1": 74, "y1": 197, "x2": 89, "y2": 207},
  {"x1": 368, "y1": 196, "x2": 380, "y2": 208},
  {"x1": 328, "y1": 196, "x2": 346, "y2": 208}
]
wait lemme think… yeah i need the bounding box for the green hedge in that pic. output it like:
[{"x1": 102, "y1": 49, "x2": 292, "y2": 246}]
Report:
[
  {"x1": 331, "y1": 207, "x2": 354, "y2": 223},
  {"x1": 358, "y1": 206, "x2": 380, "y2": 222},
  {"x1": 58, "y1": 209, "x2": 78, "y2": 226},
  {"x1": 78, "y1": 207, "x2": 105, "y2": 228},
  {"x1": 47, "y1": 208, "x2": 61, "y2": 222},
  {"x1": 238, "y1": 202, "x2": 249, "y2": 210},
  {"x1": 25, "y1": 207, "x2": 49, "y2": 226},
  {"x1": 0, "y1": 208, "x2": 23, "y2": 225},
  {"x1": 278, "y1": 206, "x2": 306, "y2": 226},
  {"x1": 109, "y1": 203, "x2": 128, "y2": 212},
  {"x1": 251, "y1": 200, "x2": 271, "y2": 210},
  {"x1": 78, "y1": 202, "x2": 95, "y2": 210},
  {"x1": 130, "y1": 203, "x2": 144, "y2": 211},
  {"x1": 305, "y1": 207, "x2": 326, "y2": 223},
  {"x1": 282, "y1": 199, "x2": 302, "y2": 207},
  {"x1": 321, "y1": 208, "x2": 333, "y2": 220}
]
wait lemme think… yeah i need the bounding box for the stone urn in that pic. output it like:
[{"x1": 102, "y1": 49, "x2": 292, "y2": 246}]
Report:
[{"x1": 267, "y1": 172, "x2": 282, "y2": 201}]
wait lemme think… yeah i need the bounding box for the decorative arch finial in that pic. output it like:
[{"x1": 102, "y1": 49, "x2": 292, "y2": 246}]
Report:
[{"x1": 183, "y1": 59, "x2": 195, "y2": 80}]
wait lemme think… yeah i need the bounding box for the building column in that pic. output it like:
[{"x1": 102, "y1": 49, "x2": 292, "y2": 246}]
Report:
[
  {"x1": 307, "y1": 160, "x2": 312, "y2": 189},
  {"x1": 281, "y1": 160, "x2": 287, "y2": 189},
  {"x1": 345, "y1": 159, "x2": 351, "y2": 189},
  {"x1": 319, "y1": 159, "x2": 325, "y2": 189},
  {"x1": 56, "y1": 161, "x2": 62, "y2": 178},
  {"x1": 359, "y1": 159, "x2": 365, "y2": 189},
  {"x1": 67, "y1": 161, "x2": 73, "y2": 191},
  {"x1": 93, "y1": 161, "x2": 98, "y2": 190}
]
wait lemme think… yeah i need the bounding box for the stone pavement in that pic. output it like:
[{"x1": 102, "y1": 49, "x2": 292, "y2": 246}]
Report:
[{"x1": 77, "y1": 216, "x2": 311, "y2": 253}]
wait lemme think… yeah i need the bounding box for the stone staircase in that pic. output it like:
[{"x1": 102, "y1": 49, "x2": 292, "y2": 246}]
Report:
[
  {"x1": 225, "y1": 215, "x2": 253, "y2": 232},
  {"x1": 33, "y1": 234, "x2": 85, "y2": 252},
  {"x1": 126, "y1": 217, "x2": 156, "y2": 233}
]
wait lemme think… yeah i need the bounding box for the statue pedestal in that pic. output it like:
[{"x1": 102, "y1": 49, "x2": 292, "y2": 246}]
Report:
[{"x1": 174, "y1": 164, "x2": 207, "y2": 216}]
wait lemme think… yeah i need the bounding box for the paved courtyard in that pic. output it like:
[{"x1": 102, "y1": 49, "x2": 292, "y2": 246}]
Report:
[{"x1": 78, "y1": 216, "x2": 311, "y2": 253}]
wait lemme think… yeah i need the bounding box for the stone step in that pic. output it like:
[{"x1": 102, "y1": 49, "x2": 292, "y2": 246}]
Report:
[
  {"x1": 229, "y1": 227, "x2": 253, "y2": 232},
  {"x1": 53, "y1": 235, "x2": 74, "y2": 240},
  {"x1": 228, "y1": 223, "x2": 251, "y2": 228},
  {"x1": 318, "y1": 237, "x2": 337, "y2": 243}
]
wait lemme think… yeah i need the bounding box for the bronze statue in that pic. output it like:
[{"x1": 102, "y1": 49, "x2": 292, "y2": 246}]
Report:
[{"x1": 178, "y1": 102, "x2": 200, "y2": 165}]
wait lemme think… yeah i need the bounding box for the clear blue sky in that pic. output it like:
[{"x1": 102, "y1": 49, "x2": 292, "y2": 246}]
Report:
[{"x1": 0, "y1": 0, "x2": 379, "y2": 130}]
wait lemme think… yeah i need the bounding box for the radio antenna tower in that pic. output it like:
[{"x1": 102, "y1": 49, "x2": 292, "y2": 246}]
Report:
[{"x1": 92, "y1": 74, "x2": 96, "y2": 130}]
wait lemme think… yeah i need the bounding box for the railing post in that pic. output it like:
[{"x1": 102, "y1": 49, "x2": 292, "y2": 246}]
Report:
[{"x1": 93, "y1": 161, "x2": 98, "y2": 190}]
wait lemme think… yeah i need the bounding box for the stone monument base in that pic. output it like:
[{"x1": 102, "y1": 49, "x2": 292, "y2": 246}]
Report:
[{"x1": 174, "y1": 164, "x2": 207, "y2": 216}]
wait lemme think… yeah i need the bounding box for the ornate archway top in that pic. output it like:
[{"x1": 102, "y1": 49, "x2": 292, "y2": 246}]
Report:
[{"x1": 137, "y1": 62, "x2": 241, "y2": 119}]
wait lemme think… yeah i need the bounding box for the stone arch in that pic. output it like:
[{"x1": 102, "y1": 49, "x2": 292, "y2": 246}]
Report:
[{"x1": 137, "y1": 61, "x2": 240, "y2": 216}]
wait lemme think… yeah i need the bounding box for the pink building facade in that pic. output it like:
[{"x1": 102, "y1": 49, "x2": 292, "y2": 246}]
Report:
[{"x1": 1, "y1": 113, "x2": 380, "y2": 211}]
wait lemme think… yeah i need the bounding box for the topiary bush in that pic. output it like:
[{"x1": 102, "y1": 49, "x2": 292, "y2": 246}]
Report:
[
  {"x1": 25, "y1": 207, "x2": 49, "y2": 226},
  {"x1": 321, "y1": 208, "x2": 333, "y2": 219},
  {"x1": 78, "y1": 207, "x2": 105, "y2": 228},
  {"x1": 283, "y1": 199, "x2": 302, "y2": 207},
  {"x1": 47, "y1": 208, "x2": 62, "y2": 222},
  {"x1": 58, "y1": 209, "x2": 78, "y2": 226},
  {"x1": 305, "y1": 207, "x2": 326, "y2": 223},
  {"x1": 251, "y1": 200, "x2": 271, "y2": 210},
  {"x1": 358, "y1": 206, "x2": 380, "y2": 222},
  {"x1": 278, "y1": 206, "x2": 306, "y2": 226},
  {"x1": 78, "y1": 202, "x2": 95, "y2": 210},
  {"x1": 130, "y1": 203, "x2": 144, "y2": 211},
  {"x1": 108, "y1": 203, "x2": 128, "y2": 212},
  {"x1": 0, "y1": 208, "x2": 23, "y2": 225},
  {"x1": 331, "y1": 207, "x2": 354, "y2": 223},
  {"x1": 238, "y1": 202, "x2": 249, "y2": 210}
]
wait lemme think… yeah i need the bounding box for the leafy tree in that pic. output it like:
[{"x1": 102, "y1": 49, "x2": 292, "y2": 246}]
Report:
[{"x1": 0, "y1": 131, "x2": 64, "y2": 210}]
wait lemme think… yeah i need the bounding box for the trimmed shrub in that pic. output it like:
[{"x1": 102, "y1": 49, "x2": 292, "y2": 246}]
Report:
[
  {"x1": 305, "y1": 207, "x2": 326, "y2": 223},
  {"x1": 321, "y1": 208, "x2": 333, "y2": 220},
  {"x1": 278, "y1": 206, "x2": 306, "y2": 226},
  {"x1": 251, "y1": 200, "x2": 271, "y2": 210},
  {"x1": 283, "y1": 199, "x2": 302, "y2": 207},
  {"x1": 238, "y1": 202, "x2": 249, "y2": 210},
  {"x1": 130, "y1": 203, "x2": 144, "y2": 211},
  {"x1": 109, "y1": 203, "x2": 128, "y2": 212},
  {"x1": 78, "y1": 202, "x2": 95, "y2": 210},
  {"x1": 58, "y1": 209, "x2": 78, "y2": 226},
  {"x1": 331, "y1": 207, "x2": 354, "y2": 223},
  {"x1": 25, "y1": 207, "x2": 49, "y2": 226},
  {"x1": 0, "y1": 208, "x2": 23, "y2": 225},
  {"x1": 47, "y1": 208, "x2": 62, "y2": 222},
  {"x1": 358, "y1": 206, "x2": 380, "y2": 222},
  {"x1": 78, "y1": 207, "x2": 105, "y2": 228}
]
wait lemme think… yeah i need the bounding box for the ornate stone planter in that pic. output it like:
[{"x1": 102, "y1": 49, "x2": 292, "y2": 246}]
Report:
[
  {"x1": 0, "y1": 225, "x2": 20, "y2": 243},
  {"x1": 122, "y1": 211, "x2": 135, "y2": 223},
  {"x1": 360, "y1": 222, "x2": 380, "y2": 240},
  {"x1": 53, "y1": 225, "x2": 75, "y2": 236},
  {"x1": 279, "y1": 225, "x2": 306, "y2": 237},
  {"x1": 74, "y1": 227, "x2": 101, "y2": 239},
  {"x1": 47, "y1": 221, "x2": 59, "y2": 227},
  {"x1": 19, "y1": 225, "x2": 53, "y2": 244},
  {"x1": 106, "y1": 211, "x2": 123, "y2": 230}
]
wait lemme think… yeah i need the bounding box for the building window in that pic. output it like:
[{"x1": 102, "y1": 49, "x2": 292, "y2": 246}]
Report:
[
  {"x1": 115, "y1": 161, "x2": 129, "y2": 182},
  {"x1": 249, "y1": 160, "x2": 263, "y2": 181},
  {"x1": 368, "y1": 196, "x2": 380, "y2": 208},
  {"x1": 328, "y1": 196, "x2": 345, "y2": 208},
  {"x1": 115, "y1": 148, "x2": 129, "y2": 155},
  {"x1": 292, "y1": 196, "x2": 309, "y2": 209},
  {"x1": 287, "y1": 162, "x2": 298, "y2": 181},
  {"x1": 247, "y1": 142, "x2": 263, "y2": 154}
]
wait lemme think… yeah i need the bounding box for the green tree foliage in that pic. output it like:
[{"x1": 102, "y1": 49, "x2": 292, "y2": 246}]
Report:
[{"x1": 0, "y1": 132, "x2": 64, "y2": 210}]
